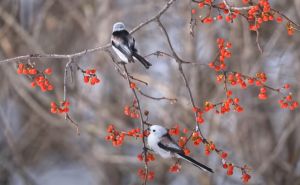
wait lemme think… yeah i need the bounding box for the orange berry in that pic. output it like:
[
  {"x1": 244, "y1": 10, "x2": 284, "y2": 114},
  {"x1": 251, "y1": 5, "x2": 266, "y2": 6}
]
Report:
[
  {"x1": 184, "y1": 148, "x2": 191, "y2": 156},
  {"x1": 286, "y1": 95, "x2": 292, "y2": 101},
  {"x1": 277, "y1": 16, "x2": 283, "y2": 23},
  {"x1": 130, "y1": 82, "x2": 136, "y2": 89}
]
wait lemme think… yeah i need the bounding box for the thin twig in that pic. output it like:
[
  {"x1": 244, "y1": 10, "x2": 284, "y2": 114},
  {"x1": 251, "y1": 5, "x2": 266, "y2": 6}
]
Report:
[
  {"x1": 156, "y1": 18, "x2": 206, "y2": 138},
  {"x1": 64, "y1": 57, "x2": 80, "y2": 135},
  {"x1": 123, "y1": 64, "x2": 149, "y2": 185},
  {"x1": 136, "y1": 88, "x2": 177, "y2": 103}
]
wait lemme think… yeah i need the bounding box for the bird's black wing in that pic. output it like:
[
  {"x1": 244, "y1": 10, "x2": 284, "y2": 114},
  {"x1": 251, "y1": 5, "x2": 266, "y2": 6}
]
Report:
[
  {"x1": 112, "y1": 31, "x2": 134, "y2": 61},
  {"x1": 157, "y1": 133, "x2": 184, "y2": 154},
  {"x1": 158, "y1": 133, "x2": 213, "y2": 173},
  {"x1": 129, "y1": 37, "x2": 137, "y2": 52}
]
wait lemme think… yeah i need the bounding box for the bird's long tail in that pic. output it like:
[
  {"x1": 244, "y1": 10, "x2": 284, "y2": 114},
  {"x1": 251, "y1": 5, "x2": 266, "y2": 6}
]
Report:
[
  {"x1": 132, "y1": 52, "x2": 152, "y2": 69},
  {"x1": 177, "y1": 153, "x2": 214, "y2": 173}
]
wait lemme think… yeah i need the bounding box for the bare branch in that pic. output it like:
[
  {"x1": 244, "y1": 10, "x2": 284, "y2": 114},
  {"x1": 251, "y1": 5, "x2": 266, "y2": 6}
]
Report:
[{"x1": 136, "y1": 88, "x2": 177, "y2": 103}]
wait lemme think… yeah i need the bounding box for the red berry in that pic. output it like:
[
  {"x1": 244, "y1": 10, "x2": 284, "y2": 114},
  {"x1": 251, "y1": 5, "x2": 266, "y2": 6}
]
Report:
[
  {"x1": 83, "y1": 76, "x2": 90, "y2": 83},
  {"x1": 217, "y1": 15, "x2": 223, "y2": 20},
  {"x1": 226, "y1": 90, "x2": 232, "y2": 97},
  {"x1": 47, "y1": 84, "x2": 54, "y2": 91},
  {"x1": 44, "y1": 68, "x2": 52, "y2": 75},
  {"x1": 191, "y1": 9, "x2": 196, "y2": 14},
  {"x1": 260, "y1": 87, "x2": 267, "y2": 93},
  {"x1": 258, "y1": 93, "x2": 268, "y2": 100},
  {"x1": 233, "y1": 98, "x2": 239, "y2": 104},
  {"x1": 284, "y1": 83, "x2": 290, "y2": 89},
  {"x1": 221, "y1": 152, "x2": 228, "y2": 159}
]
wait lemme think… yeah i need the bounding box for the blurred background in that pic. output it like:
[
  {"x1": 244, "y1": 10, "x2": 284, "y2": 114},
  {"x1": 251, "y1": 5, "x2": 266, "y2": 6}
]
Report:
[{"x1": 0, "y1": 0, "x2": 299, "y2": 184}]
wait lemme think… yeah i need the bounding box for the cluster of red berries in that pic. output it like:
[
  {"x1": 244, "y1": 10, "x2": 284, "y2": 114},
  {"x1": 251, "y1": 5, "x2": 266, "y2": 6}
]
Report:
[
  {"x1": 195, "y1": 98, "x2": 242, "y2": 120},
  {"x1": 245, "y1": 0, "x2": 295, "y2": 36},
  {"x1": 204, "y1": 142, "x2": 216, "y2": 156},
  {"x1": 246, "y1": 0, "x2": 295, "y2": 36},
  {"x1": 124, "y1": 100, "x2": 140, "y2": 119},
  {"x1": 32, "y1": 75, "x2": 54, "y2": 92},
  {"x1": 242, "y1": 172, "x2": 251, "y2": 183},
  {"x1": 209, "y1": 38, "x2": 232, "y2": 71},
  {"x1": 192, "y1": 107, "x2": 205, "y2": 124},
  {"x1": 192, "y1": 0, "x2": 296, "y2": 36},
  {"x1": 169, "y1": 163, "x2": 181, "y2": 173},
  {"x1": 169, "y1": 125, "x2": 189, "y2": 135},
  {"x1": 17, "y1": 63, "x2": 54, "y2": 92},
  {"x1": 223, "y1": 162, "x2": 234, "y2": 176},
  {"x1": 127, "y1": 128, "x2": 143, "y2": 137},
  {"x1": 224, "y1": 162, "x2": 251, "y2": 178},
  {"x1": 169, "y1": 125, "x2": 180, "y2": 135},
  {"x1": 216, "y1": 72, "x2": 299, "y2": 111},
  {"x1": 105, "y1": 125, "x2": 145, "y2": 147},
  {"x1": 137, "y1": 169, "x2": 155, "y2": 181},
  {"x1": 105, "y1": 125, "x2": 125, "y2": 147},
  {"x1": 191, "y1": 132, "x2": 203, "y2": 146},
  {"x1": 17, "y1": 63, "x2": 38, "y2": 75},
  {"x1": 258, "y1": 87, "x2": 268, "y2": 100},
  {"x1": 223, "y1": 162, "x2": 252, "y2": 182},
  {"x1": 217, "y1": 72, "x2": 267, "y2": 90},
  {"x1": 216, "y1": 95, "x2": 244, "y2": 114},
  {"x1": 247, "y1": 0, "x2": 277, "y2": 30},
  {"x1": 194, "y1": 1, "x2": 240, "y2": 24},
  {"x1": 137, "y1": 152, "x2": 155, "y2": 163},
  {"x1": 217, "y1": 71, "x2": 269, "y2": 99},
  {"x1": 83, "y1": 69, "x2": 100, "y2": 85},
  {"x1": 50, "y1": 101, "x2": 70, "y2": 114},
  {"x1": 137, "y1": 151, "x2": 155, "y2": 180},
  {"x1": 279, "y1": 94, "x2": 298, "y2": 110}
]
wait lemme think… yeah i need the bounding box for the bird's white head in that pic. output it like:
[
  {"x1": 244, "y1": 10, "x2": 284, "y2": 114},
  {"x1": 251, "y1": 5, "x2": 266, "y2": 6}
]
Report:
[
  {"x1": 149, "y1": 125, "x2": 168, "y2": 138},
  {"x1": 112, "y1": 22, "x2": 126, "y2": 32}
]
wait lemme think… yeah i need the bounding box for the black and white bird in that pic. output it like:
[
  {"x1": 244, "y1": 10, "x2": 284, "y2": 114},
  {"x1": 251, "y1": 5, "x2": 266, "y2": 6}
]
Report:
[
  {"x1": 147, "y1": 125, "x2": 213, "y2": 173},
  {"x1": 111, "y1": 22, "x2": 152, "y2": 69}
]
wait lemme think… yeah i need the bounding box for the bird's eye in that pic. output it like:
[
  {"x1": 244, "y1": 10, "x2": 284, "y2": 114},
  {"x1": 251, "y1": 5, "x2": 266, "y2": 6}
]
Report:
[{"x1": 153, "y1": 129, "x2": 156, "y2": 132}]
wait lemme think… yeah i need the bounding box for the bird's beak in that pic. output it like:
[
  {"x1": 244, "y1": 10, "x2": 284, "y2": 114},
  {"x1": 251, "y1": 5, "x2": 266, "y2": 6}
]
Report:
[{"x1": 147, "y1": 127, "x2": 150, "y2": 131}]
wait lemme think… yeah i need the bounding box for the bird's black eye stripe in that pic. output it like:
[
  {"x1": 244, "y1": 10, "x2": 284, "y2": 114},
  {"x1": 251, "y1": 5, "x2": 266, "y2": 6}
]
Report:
[{"x1": 153, "y1": 129, "x2": 156, "y2": 132}]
